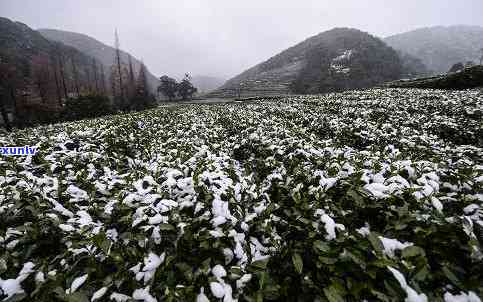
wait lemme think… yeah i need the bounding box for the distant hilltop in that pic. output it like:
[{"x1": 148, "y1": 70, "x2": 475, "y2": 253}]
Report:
[
  {"x1": 207, "y1": 28, "x2": 416, "y2": 98},
  {"x1": 384, "y1": 25, "x2": 483, "y2": 75}
]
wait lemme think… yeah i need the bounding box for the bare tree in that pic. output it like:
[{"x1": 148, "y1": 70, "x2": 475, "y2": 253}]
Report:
[
  {"x1": 55, "y1": 46, "x2": 68, "y2": 100},
  {"x1": 92, "y1": 58, "x2": 100, "y2": 94},
  {"x1": 137, "y1": 62, "x2": 150, "y2": 97},
  {"x1": 114, "y1": 29, "x2": 125, "y2": 106},
  {"x1": 51, "y1": 52, "x2": 63, "y2": 105},
  {"x1": 31, "y1": 55, "x2": 52, "y2": 103},
  {"x1": 85, "y1": 65, "x2": 93, "y2": 94},
  {"x1": 127, "y1": 54, "x2": 136, "y2": 100},
  {"x1": 100, "y1": 63, "x2": 107, "y2": 95},
  {"x1": 0, "y1": 88, "x2": 12, "y2": 131},
  {"x1": 0, "y1": 61, "x2": 23, "y2": 129},
  {"x1": 71, "y1": 56, "x2": 81, "y2": 97}
]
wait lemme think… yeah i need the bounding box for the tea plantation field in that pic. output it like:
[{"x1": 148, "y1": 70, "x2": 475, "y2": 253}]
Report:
[{"x1": 0, "y1": 88, "x2": 482, "y2": 301}]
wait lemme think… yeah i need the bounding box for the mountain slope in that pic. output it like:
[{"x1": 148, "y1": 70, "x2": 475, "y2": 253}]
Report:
[
  {"x1": 385, "y1": 65, "x2": 483, "y2": 89},
  {"x1": 209, "y1": 28, "x2": 404, "y2": 98},
  {"x1": 384, "y1": 25, "x2": 483, "y2": 75},
  {"x1": 0, "y1": 17, "x2": 98, "y2": 103},
  {"x1": 0, "y1": 17, "x2": 93, "y2": 74},
  {"x1": 38, "y1": 29, "x2": 159, "y2": 93}
]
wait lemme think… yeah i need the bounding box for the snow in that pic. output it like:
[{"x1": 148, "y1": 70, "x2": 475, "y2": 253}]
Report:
[
  {"x1": 313, "y1": 171, "x2": 338, "y2": 191},
  {"x1": 223, "y1": 248, "x2": 234, "y2": 264},
  {"x1": 431, "y1": 197, "x2": 444, "y2": 213},
  {"x1": 66, "y1": 184, "x2": 89, "y2": 202},
  {"x1": 106, "y1": 228, "x2": 119, "y2": 242},
  {"x1": 387, "y1": 266, "x2": 428, "y2": 302},
  {"x1": 356, "y1": 224, "x2": 371, "y2": 237},
  {"x1": 66, "y1": 274, "x2": 88, "y2": 294},
  {"x1": 212, "y1": 265, "x2": 227, "y2": 281},
  {"x1": 59, "y1": 224, "x2": 76, "y2": 232},
  {"x1": 316, "y1": 211, "x2": 345, "y2": 240},
  {"x1": 364, "y1": 182, "x2": 390, "y2": 199},
  {"x1": 444, "y1": 291, "x2": 481, "y2": 302},
  {"x1": 18, "y1": 262, "x2": 35, "y2": 281},
  {"x1": 35, "y1": 272, "x2": 45, "y2": 283},
  {"x1": 212, "y1": 215, "x2": 227, "y2": 227},
  {"x1": 51, "y1": 200, "x2": 74, "y2": 217},
  {"x1": 0, "y1": 262, "x2": 36, "y2": 300},
  {"x1": 463, "y1": 204, "x2": 479, "y2": 214},
  {"x1": 236, "y1": 274, "x2": 252, "y2": 289},
  {"x1": 148, "y1": 214, "x2": 168, "y2": 225},
  {"x1": 91, "y1": 286, "x2": 108, "y2": 301},
  {"x1": 196, "y1": 287, "x2": 210, "y2": 302},
  {"x1": 210, "y1": 282, "x2": 225, "y2": 298},
  {"x1": 379, "y1": 237, "x2": 413, "y2": 258},
  {"x1": 76, "y1": 210, "x2": 94, "y2": 227},
  {"x1": 249, "y1": 237, "x2": 270, "y2": 261},
  {"x1": 330, "y1": 50, "x2": 354, "y2": 74},
  {"x1": 135, "y1": 252, "x2": 165, "y2": 284},
  {"x1": 209, "y1": 229, "x2": 224, "y2": 238},
  {"x1": 222, "y1": 283, "x2": 235, "y2": 302},
  {"x1": 110, "y1": 292, "x2": 131, "y2": 302},
  {"x1": 0, "y1": 278, "x2": 24, "y2": 300},
  {"x1": 132, "y1": 287, "x2": 157, "y2": 302},
  {"x1": 2, "y1": 88, "x2": 482, "y2": 301}
]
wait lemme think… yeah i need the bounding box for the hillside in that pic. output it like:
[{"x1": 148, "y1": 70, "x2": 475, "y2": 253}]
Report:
[
  {"x1": 385, "y1": 65, "x2": 483, "y2": 89},
  {"x1": 385, "y1": 25, "x2": 483, "y2": 75},
  {"x1": 208, "y1": 28, "x2": 406, "y2": 98},
  {"x1": 38, "y1": 28, "x2": 159, "y2": 93},
  {"x1": 0, "y1": 17, "x2": 94, "y2": 77},
  {"x1": 0, "y1": 17, "x2": 98, "y2": 103}
]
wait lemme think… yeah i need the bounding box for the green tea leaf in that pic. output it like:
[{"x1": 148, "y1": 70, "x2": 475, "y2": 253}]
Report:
[{"x1": 292, "y1": 253, "x2": 303, "y2": 274}]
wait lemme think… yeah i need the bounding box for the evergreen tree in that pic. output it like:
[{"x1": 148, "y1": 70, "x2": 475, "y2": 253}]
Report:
[
  {"x1": 100, "y1": 64, "x2": 107, "y2": 95},
  {"x1": 178, "y1": 73, "x2": 197, "y2": 101},
  {"x1": 114, "y1": 29, "x2": 125, "y2": 109},
  {"x1": 157, "y1": 76, "x2": 178, "y2": 101},
  {"x1": 31, "y1": 55, "x2": 52, "y2": 104},
  {"x1": 136, "y1": 62, "x2": 150, "y2": 98},
  {"x1": 50, "y1": 52, "x2": 63, "y2": 104},
  {"x1": 92, "y1": 58, "x2": 99, "y2": 94},
  {"x1": 55, "y1": 45, "x2": 69, "y2": 100},
  {"x1": 127, "y1": 54, "x2": 136, "y2": 99},
  {"x1": 131, "y1": 62, "x2": 156, "y2": 110},
  {"x1": 70, "y1": 56, "x2": 81, "y2": 98},
  {"x1": 109, "y1": 63, "x2": 130, "y2": 109}
]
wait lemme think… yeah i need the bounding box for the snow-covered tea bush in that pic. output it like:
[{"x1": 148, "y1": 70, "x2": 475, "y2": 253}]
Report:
[{"x1": 0, "y1": 88, "x2": 482, "y2": 301}]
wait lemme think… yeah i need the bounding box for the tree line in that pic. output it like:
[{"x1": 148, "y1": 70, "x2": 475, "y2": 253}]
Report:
[{"x1": 157, "y1": 73, "x2": 198, "y2": 101}]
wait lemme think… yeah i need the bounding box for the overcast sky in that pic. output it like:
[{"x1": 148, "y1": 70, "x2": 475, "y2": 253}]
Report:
[{"x1": 1, "y1": 0, "x2": 483, "y2": 79}]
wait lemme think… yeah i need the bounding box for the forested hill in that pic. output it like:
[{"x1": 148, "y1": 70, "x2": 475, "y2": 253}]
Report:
[
  {"x1": 38, "y1": 29, "x2": 159, "y2": 93},
  {"x1": 208, "y1": 28, "x2": 417, "y2": 98},
  {"x1": 385, "y1": 25, "x2": 483, "y2": 74},
  {"x1": 0, "y1": 17, "x2": 98, "y2": 102}
]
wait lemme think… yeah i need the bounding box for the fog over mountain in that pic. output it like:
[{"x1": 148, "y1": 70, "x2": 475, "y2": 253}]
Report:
[
  {"x1": 385, "y1": 25, "x2": 483, "y2": 74},
  {"x1": 1, "y1": 0, "x2": 482, "y2": 80}
]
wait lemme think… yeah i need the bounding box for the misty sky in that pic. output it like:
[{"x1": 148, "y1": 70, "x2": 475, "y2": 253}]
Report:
[{"x1": 1, "y1": 0, "x2": 483, "y2": 79}]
